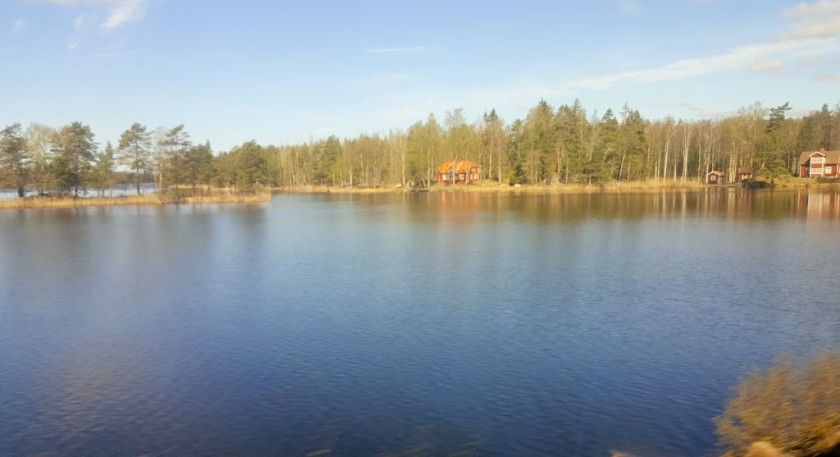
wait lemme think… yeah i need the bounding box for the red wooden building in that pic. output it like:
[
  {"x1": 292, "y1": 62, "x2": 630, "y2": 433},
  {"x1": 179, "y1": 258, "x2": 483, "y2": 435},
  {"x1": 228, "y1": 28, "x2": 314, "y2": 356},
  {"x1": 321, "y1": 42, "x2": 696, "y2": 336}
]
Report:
[
  {"x1": 705, "y1": 170, "x2": 725, "y2": 185},
  {"x1": 438, "y1": 160, "x2": 480, "y2": 185},
  {"x1": 799, "y1": 148, "x2": 840, "y2": 178},
  {"x1": 736, "y1": 167, "x2": 753, "y2": 183}
]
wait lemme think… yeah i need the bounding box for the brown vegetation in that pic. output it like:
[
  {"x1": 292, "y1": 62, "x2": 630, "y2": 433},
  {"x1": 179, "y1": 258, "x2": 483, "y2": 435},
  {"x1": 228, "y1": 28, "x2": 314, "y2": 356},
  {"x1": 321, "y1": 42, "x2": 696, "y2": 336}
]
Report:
[
  {"x1": 0, "y1": 188, "x2": 271, "y2": 209},
  {"x1": 716, "y1": 351, "x2": 840, "y2": 457}
]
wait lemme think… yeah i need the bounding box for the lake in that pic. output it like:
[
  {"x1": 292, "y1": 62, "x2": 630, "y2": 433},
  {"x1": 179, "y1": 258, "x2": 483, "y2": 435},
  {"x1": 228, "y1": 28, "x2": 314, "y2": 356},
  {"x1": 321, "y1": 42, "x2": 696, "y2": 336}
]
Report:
[{"x1": 1, "y1": 190, "x2": 838, "y2": 456}]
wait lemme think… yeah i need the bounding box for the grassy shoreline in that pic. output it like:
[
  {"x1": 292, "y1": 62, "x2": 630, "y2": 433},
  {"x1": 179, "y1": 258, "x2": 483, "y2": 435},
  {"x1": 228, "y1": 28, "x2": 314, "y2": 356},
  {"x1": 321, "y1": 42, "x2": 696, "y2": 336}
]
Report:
[
  {"x1": 0, "y1": 190, "x2": 272, "y2": 210},
  {"x1": 276, "y1": 178, "x2": 840, "y2": 195},
  {"x1": 3, "y1": 179, "x2": 837, "y2": 208}
]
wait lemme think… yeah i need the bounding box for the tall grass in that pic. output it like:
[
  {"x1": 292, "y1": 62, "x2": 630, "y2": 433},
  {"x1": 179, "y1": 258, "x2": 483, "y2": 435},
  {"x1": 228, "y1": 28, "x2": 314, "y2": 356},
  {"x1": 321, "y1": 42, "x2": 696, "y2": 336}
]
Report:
[
  {"x1": 0, "y1": 188, "x2": 271, "y2": 209},
  {"x1": 715, "y1": 351, "x2": 840, "y2": 457}
]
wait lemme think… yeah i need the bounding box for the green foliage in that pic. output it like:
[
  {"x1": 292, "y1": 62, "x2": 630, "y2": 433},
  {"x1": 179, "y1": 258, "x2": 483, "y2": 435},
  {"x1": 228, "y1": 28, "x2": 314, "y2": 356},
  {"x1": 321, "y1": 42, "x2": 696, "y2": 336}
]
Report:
[
  {"x1": 157, "y1": 124, "x2": 192, "y2": 189},
  {"x1": 0, "y1": 123, "x2": 30, "y2": 196},
  {"x1": 506, "y1": 119, "x2": 526, "y2": 184},
  {"x1": 51, "y1": 122, "x2": 97, "y2": 196},
  {"x1": 232, "y1": 140, "x2": 268, "y2": 190},
  {"x1": 4, "y1": 99, "x2": 840, "y2": 195},
  {"x1": 118, "y1": 122, "x2": 152, "y2": 195},
  {"x1": 89, "y1": 141, "x2": 116, "y2": 195},
  {"x1": 716, "y1": 351, "x2": 840, "y2": 457},
  {"x1": 182, "y1": 142, "x2": 215, "y2": 189}
]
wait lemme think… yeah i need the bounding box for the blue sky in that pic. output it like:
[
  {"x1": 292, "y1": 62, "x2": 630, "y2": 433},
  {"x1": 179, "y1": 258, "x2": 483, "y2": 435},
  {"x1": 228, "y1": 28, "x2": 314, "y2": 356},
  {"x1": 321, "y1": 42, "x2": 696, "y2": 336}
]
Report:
[{"x1": 2, "y1": 0, "x2": 840, "y2": 151}]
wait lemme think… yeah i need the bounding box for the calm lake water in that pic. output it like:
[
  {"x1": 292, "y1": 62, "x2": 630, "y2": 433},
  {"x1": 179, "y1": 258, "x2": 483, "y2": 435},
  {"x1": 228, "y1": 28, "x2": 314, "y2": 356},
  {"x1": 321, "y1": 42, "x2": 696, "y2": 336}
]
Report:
[{"x1": 1, "y1": 190, "x2": 839, "y2": 457}]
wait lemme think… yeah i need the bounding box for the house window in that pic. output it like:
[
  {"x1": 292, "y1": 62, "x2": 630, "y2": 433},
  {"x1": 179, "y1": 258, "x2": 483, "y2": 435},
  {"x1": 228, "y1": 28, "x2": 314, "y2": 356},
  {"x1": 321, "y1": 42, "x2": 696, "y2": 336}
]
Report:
[
  {"x1": 812, "y1": 157, "x2": 825, "y2": 165},
  {"x1": 826, "y1": 166, "x2": 833, "y2": 174}
]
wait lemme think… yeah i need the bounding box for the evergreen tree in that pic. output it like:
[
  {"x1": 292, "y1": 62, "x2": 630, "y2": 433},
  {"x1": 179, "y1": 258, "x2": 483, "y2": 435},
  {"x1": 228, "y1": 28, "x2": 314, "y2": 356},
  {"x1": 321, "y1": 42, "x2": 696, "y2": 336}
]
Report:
[
  {"x1": 158, "y1": 125, "x2": 191, "y2": 189},
  {"x1": 0, "y1": 123, "x2": 30, "y2": 197},
  {"x1": 759, "y1": 102, "x2": 792, "y2": 183},
  {"x1": 118, "y1": 122, "x2": 152, "y2": 195},
  {"x1": 90, "y1": 141, "x2": 116, "y2": 196},
  {"x1": 233, "y1": 141, "x2": 268, "y2": 190},
  {"x1": 51, "y1": 122, "x2": 96, "y2": 196},
  {"x1": 183, "y1": 142, "x2": 214, "y2": 190}
]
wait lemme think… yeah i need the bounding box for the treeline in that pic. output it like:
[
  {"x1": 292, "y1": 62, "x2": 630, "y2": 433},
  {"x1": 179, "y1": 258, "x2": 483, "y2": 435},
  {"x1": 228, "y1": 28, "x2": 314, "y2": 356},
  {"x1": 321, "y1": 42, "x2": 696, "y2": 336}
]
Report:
[
  {"x1": 2, "y1": 100, "x2": 840, "y2": 195},
  {"x1": 0, "y1": 122, "x2": 267, "y2": 197}
]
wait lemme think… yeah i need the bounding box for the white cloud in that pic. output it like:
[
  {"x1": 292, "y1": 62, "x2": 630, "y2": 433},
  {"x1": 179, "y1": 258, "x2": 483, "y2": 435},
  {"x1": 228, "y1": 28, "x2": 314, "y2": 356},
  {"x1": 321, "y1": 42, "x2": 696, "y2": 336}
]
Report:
[
  {"x1": 784, "y1": 0, "x2": 840, "y2": 18},
  {"x1": 751, "y1": 59, "x2": 785, "y2": 72},
  {"x1": 781, "y1": 0, "x2": 840, "y2": 39},
  {"x1": 462, "y1": 0, "x2": 840, "y2": 107},
  {"x1": 556, "y1": 39, "x2": 830, "y2": 91},
  {"x1": 102, "y1": 0, "x2": 145, "y2": 28},
  {"x1": 366, "y1": 46, "x2": 438, "y2": 54},
  {"x1": 68, "y1": 41, "x2": 79, "y2": 50},
  {"x1": 11, "y1": 18, "x2": 26, "y2": 33},
  {"x1": 30, "y1": 0, "x2": 148, "y2": 28}
]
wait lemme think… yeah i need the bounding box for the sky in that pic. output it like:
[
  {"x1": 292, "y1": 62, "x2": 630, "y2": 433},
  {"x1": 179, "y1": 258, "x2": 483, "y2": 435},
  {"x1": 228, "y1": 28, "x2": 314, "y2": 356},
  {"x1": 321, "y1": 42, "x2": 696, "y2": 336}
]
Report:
[{"x1": 2, "y1": 0, "x2": 840, "y2": 151}]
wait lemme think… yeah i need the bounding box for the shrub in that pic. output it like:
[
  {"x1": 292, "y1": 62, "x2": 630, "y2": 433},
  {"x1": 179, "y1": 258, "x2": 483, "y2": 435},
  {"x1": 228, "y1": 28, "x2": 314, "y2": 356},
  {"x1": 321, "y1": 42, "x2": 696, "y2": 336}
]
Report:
[{"x1": 715, "y1": 351, "x2": 840, "y2": 457}]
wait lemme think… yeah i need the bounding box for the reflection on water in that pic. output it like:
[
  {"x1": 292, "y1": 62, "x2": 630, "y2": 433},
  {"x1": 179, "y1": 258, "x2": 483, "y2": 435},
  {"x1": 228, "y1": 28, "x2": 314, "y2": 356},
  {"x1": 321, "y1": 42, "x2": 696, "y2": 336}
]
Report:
[
  {"x1": 327, "y1": 188, "x2": 840, "y2": 222},
  {"x1": 0, "y1": 183, "x2": 157, "y2": 200},
  {"x1": 0, "y1": 191, "x2": 838, "y2": 457}
]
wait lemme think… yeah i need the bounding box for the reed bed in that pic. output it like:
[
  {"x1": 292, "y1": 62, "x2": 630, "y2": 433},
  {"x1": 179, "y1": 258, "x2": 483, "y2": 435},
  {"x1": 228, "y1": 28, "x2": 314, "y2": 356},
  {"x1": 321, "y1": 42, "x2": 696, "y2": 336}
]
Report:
[{"x1": 0, "y1": 189, "x2": 271, "y2": 209}]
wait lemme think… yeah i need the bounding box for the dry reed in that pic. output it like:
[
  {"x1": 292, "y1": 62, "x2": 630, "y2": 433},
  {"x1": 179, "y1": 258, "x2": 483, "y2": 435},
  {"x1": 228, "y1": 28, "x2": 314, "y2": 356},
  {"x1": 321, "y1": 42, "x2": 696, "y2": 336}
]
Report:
[{"x1": 0, "y1": 189, "x2": 271, "y2": 210}]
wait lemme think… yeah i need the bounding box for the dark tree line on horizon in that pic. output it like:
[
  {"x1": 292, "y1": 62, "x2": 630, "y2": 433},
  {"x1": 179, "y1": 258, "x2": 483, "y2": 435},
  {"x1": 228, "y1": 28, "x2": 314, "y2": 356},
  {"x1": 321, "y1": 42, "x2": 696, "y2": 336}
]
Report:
[{"x1": 2, "y1": 99, "x2": 840, "y2": 195}]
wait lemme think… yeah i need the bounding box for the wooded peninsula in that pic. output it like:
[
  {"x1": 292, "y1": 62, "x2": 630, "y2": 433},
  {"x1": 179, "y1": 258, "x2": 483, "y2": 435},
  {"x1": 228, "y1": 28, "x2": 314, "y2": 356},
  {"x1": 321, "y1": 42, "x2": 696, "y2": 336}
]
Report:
[{"x1": 2, "y1": 99, "x2": 839, "y2": 207}]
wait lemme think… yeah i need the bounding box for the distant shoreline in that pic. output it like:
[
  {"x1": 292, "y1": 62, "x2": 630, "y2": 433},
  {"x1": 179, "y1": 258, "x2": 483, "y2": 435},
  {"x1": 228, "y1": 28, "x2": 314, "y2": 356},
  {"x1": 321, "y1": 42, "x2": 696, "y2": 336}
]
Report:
[
  {"x1": 3, "y1": 179, "x2": 838, "y2": 209},
  {"x1": 275, "y1": 178, "x2": 838, "y2": 195}
]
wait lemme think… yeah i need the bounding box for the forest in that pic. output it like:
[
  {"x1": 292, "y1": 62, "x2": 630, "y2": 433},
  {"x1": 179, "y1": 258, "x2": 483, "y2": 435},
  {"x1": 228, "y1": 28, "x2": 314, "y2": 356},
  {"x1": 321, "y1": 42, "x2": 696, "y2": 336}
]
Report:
[{"x1": 2, "y1": 99, "x2": 840, "y2": 196}]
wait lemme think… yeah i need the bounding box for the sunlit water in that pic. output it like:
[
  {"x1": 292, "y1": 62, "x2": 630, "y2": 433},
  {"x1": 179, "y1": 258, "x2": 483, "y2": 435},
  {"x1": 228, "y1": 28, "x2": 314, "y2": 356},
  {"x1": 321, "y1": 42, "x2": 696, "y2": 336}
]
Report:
[{"x1": 1, "y1": 190, "x2": 839, "y2": 456}]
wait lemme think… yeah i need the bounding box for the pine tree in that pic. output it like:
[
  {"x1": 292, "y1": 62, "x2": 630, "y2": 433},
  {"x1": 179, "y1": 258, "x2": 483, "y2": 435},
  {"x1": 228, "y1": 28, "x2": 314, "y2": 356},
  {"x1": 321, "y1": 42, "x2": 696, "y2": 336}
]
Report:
[
  {"x1": 118, "y1": 122, "x2": 152, "y2": 195},
  {"x1": 0, "y1": 123, "x2": 30, "y2": 197}
]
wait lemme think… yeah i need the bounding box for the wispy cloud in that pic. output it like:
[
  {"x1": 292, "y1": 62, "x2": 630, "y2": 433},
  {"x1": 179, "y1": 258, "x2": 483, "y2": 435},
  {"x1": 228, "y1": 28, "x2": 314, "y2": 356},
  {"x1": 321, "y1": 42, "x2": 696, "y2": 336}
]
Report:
[
  {"x1": 29, "y1": 0, "x2": 148, "y2": 28},
  {"x1": 556, "y1": 39, "x2": 830, "y2": 91},
  {"x1": 781, "y1": 0, "x2": 840, "y2": 39},
  {"x1": 366, "y1": 46, "x2": 438, "y2": 54},
  {"x1": 618, "y1": 0, "x2": 641, "y2": 13},
  {"x1": 463, "y1": 0, "x2": 840, "y2": 106},
  {"x1": 87, "y1": 48, "x2": 140, "y2": 59},
  {"x1": 102, "y1": 0, "x2": 145, "y2": 28},
  {"x1": 784, "y1": 0, "x2": 840, "y2": 18},
  {"x1": 800, "y1": 56, "x2": 822, "y2": 66},
  {"x1": 11, "y1": 18, "x2": 26, "y2": 33},
  {"x1": 751, "y1": 59, "x2": 785, "y2": 72},
  {"x1": 73, "y1": 13, "x2": 89, "y2": 30},
  {"x1": 812, "y1": 73, "x2": 840, "y2": 82}
]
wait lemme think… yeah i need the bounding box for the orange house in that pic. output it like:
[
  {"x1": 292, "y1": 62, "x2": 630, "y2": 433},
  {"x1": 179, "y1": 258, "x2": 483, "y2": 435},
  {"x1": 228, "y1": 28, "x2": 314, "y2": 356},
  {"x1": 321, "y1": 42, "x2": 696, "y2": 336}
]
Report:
[{"x1": 438, "y1": 160, "x2": 480, "y2": 185}]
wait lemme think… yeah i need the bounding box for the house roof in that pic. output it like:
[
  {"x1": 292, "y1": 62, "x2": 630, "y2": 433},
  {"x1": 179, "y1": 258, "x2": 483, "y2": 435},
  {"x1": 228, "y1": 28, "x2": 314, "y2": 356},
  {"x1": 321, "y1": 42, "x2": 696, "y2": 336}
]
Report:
[
  {"x1": 438, "y1": 160, "x2": 479, "y2": 174},
  {"x1": 737, "y1": 167, "x2": 753, "y2": 174},
  {"x1": 799, "y1": 150, "x2": 840, "y2": 165},
  {"x1": 707, "y1": 170, "x2": 725, "y2": 176}
]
